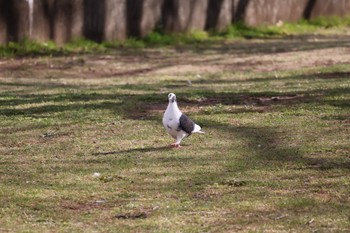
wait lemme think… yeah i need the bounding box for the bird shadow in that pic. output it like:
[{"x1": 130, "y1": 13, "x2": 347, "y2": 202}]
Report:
[{"x1": 93, "y1": 145, "x2": 172, "y2": 156}]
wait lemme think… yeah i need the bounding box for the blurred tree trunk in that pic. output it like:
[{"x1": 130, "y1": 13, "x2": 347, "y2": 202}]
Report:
[
  {"x1": 1, "y1": 0, "x2": 350, "y2": 44},
  {"x1": 0, "y1": 0, "x2": 28, "y2": 43},
  {"x1": 206, "y1": 0, "x2": 233, "y2": 31},
  {"x1": 311, "y1": 0, "x2": 350, "y2": 18},
  {"x1": 29, "y1": 0, "x2": 83, "y2": 44},
  {"x1": 162, "y1": 0, "x2": 209, "y2": 33}
]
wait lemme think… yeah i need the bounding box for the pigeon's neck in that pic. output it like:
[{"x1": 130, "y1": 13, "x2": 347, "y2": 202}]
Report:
[{"x1": 167, "y1": 101, "x2": 181, "y2": 115}]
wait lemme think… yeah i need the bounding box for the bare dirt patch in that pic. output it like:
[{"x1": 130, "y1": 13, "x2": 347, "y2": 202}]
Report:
[{"x1": 1, "y1": 36, "x2": 350, "y2": 81}]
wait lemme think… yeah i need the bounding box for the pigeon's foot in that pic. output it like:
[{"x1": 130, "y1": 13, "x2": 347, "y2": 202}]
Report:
[{"x1": 169, "y1": 142, "x2": 182, "y2": 149}]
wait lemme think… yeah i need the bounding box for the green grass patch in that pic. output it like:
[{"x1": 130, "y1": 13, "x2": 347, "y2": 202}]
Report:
[
  {"x1": 307, "y1": 15, "x2": 350, "y2": 27},
  {"x1": 0, "y1": 39, "x2": 58, "y2": 57},
  {"x1": 217, "y1": 21, "x2": 282, "y2": 38}
]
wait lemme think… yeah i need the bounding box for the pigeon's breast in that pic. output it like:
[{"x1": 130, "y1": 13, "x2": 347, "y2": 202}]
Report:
[
  {"x1": 163, "y1": 103, "x2": 183, "y2": 139},
  {"x1": 164, "y1": 120, "x2": 179, "y2": 138},
  {"x1": 163, "y1": 117, "x2": 180, "y2": 139}
]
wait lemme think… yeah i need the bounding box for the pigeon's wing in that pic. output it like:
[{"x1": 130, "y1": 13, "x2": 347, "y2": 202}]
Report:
[{"x1": 179, "y1": 114, "x2": 195, "y2": 134}]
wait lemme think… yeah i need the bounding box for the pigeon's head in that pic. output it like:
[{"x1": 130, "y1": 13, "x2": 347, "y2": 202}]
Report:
[{"x1": 168, "y1": 93, "x2": 176, "y2": 103}]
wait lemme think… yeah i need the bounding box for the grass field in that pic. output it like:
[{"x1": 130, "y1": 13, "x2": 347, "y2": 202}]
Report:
[{"x1": 0, "y1": 33, "x2": 350, "y2": 232}]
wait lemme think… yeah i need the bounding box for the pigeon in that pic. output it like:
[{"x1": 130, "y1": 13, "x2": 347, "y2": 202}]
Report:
[{"x1": 163, "y1": 93, "x2": 204, "y2": 148}]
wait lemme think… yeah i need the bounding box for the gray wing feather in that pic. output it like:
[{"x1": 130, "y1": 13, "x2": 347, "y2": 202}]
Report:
[{"x1": 179, "y1": 114, "x2": 195, "y2": 134}]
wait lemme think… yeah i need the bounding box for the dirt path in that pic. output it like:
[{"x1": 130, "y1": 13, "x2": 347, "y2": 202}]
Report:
[{"x1": 1, "y1": 36, "x2": 349, "y2": 87}]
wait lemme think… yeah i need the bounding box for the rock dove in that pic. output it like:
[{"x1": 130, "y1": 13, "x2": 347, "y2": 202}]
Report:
[{"x1": 163, "y1": 93, "x2": 204, "y2": 148}]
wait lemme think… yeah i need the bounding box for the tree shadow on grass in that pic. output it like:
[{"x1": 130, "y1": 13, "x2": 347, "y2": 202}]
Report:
[
  {"x1": 93, "y1": 146, "x2": 170, "y2": 156},
  {"x1": 231, "y1": 125, "x2": 350, "y2": 171},
  {"x1": 0, "y1": 70, "x2": 349, "y2": 118},
  {"x1": 177, "y1": 121, "x2": 350, "y2": 190}
]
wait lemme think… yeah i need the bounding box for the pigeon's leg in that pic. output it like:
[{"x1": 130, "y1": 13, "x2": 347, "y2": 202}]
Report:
[{"x1": 174, "y1": 132, "x2": 187, "y2": 149}]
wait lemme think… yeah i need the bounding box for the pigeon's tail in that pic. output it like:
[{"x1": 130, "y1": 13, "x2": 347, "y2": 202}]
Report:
[{"x1": 193, "y1": 124, "x2": 205, "y2": 134}]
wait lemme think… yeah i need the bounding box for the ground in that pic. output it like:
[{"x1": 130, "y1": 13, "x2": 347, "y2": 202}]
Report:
[{"x1": 0, "y1": 35, "x2": 349, "y2": 232}]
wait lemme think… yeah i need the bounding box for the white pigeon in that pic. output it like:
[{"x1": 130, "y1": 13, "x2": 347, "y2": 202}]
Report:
[{"x1": 162, "y1": 93, "x2": 204, "y2": 148}]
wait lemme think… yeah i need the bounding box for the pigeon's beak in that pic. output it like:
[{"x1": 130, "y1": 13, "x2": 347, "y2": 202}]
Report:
[{"x1": 170, "y1": 96, "x2": 175, "y2": 103}]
